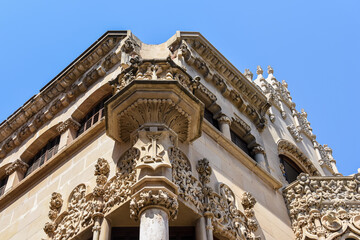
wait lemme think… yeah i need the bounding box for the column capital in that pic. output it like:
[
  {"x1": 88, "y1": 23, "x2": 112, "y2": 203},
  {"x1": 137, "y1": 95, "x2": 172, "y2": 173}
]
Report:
[
  {"x1": 56, "y1": 118, "x2": 81, "y2": 134},
  {"x1": 5, "y1": 159, "x2": 29, "y2": 175},
  {"x1": 251, "y1": 145, "x2": 266, "y2": 156},
  {"x1": 217, "y1": 114, "x2": 231, "y2": 125},
  {"x1": 130, "y1": 188, "x2": 178, "y2": 221}
]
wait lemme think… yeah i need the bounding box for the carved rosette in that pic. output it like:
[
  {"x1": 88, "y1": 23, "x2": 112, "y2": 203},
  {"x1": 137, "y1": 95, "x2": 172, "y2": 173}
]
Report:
[
  {"x1": 5, "y1": 159, "x2": 29, "y2": 175},
  {"x1": 129, "y1": 190, "x2": 179, "y2": 221},
  {"x1": 283, "y1": 173, "x2": 360, "y2": 240}
]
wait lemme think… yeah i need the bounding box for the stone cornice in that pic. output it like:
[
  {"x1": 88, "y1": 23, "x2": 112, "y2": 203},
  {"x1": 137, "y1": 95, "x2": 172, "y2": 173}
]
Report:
[
  {"x1": 170, "y1": 33, "x2": 270, "y2": 130},
  {"x1": 0, "y1": 31, "x2": 130, "y2": 160}
]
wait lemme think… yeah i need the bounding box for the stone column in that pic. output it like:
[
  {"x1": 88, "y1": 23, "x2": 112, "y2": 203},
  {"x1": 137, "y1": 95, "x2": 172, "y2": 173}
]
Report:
[
  {"x1": 99, "y1": 218, "x2": 111, "y2": 240},
  {"x1": 217, "y1": 114, "x2": 231, "y2": 140},
  {"x1": 139, "y1": 208, "x2": 169, "y2": 240},
  {"x1": 251, "y1": 145, "x2": 267, "y2": 170},
  {"x1": 4, "y1": 159, "x2": 29, "y2": 192},
  {"x1": 195, "y1": 217, "x2": 207, "y2": 240},
  {"x1": 56, "y1": 118, "x2": 80, "y2": 150}
]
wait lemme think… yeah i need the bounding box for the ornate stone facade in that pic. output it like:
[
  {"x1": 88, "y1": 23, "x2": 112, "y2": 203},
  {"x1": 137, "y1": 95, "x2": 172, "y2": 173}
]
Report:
[{"x1": 0, "y1": 30, "x2": 358, "y2": 240}]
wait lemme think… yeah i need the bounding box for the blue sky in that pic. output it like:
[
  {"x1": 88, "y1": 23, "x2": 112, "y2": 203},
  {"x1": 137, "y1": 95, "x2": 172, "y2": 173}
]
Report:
[{"x1": 0, "y1": 0, "x2": 359, "y2": 175}]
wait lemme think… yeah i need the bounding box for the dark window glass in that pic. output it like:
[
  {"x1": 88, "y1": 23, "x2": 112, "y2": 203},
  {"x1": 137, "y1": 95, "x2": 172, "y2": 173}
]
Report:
[
  {"x1": 280, "y1": 155, "x2": 303, "y2": 183},
  {"x1": 77, "y1": 95, "x2": 111, "y2": 137},
  {"x1": 25, "y1": 135, "x2": 60, "y2": 177},
  {"x1": 230, "y1": 130, "x2": 251, "y2": 156},
  {"x1": 0, "y1": 175, "x2": 8, "y2": 197},
  {"x1": 204, "y1": 109, "x2": 220, "y2": 130},
  {"x1": 111, "y1": 226, "x2": 195, "y2": 240}
]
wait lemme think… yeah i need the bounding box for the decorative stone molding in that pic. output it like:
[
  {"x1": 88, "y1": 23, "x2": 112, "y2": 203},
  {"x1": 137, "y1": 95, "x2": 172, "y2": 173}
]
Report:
[
  {"x1": 287, "y1": 124, "x2": 303, "y2": 142},
  {"x1": 283, "y1": 173, "x2": 360, "y2": 240},
  {"x1": 170, "y1": 147, "x2": 204, "y2": 211},
  {"x1": 278, "y1": 139, "x2": 320, "y2": 176},
  {"x1": 129, "y1": 189, "x2": 179, "y2": 221},
  {"x1": 232, "y1": 115, "x2": 251, "y2": 135},
  {"x1": 171, "y1": 38, "x2": 269, "y2": 130},
  {"x1": 109, "y1": 60, "x2": 195, "y2": 94},
  {"x1": 5, "y1": 159, "x2": 29, "y2": 175},
  {"x1": 56, "y1": 118, "x2": 81, "y2": 134},
  {"x1": 0, "y1": 32, "x2": 128, "y2": 160}
]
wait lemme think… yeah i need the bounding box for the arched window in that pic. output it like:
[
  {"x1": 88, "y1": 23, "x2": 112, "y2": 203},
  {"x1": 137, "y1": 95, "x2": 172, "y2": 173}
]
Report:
[
  {"x1": 25, "y1": 135, "x2": 60, "y2": 177},
  {"x1": 77, "y1": 95, "x2": 111, "y2": 137},
  {"x1": 0, "y1": 175, "x2": 8, "y2": 196},
  {"x1": 280, "y1": 154, "x2": 303, "y2": 183}
]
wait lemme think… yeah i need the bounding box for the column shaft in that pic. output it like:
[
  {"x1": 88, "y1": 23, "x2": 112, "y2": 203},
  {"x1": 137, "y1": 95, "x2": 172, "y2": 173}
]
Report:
[
  {"x1": 139, "y1": 208, "x2": 169, "y2": 240},
  {"x1": 99, "y1": 218, "x2": 111, "y2": 240}
]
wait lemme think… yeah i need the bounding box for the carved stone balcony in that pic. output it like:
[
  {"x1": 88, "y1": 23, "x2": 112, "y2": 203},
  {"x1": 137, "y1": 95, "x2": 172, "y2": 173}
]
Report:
[{"x1": 283, "y1": 173, "x2": 360, "y2": 240}]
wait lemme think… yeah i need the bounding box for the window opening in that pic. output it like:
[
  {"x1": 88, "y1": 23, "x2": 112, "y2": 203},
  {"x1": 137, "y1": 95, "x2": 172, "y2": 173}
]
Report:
[
  {"x1": 77, "y1": 95, "x2": 111, "y2": 137},
  {"x1": 204, "y1": 108, "x2": 220, "y2": 130},
  {"x1": 280, "y1": 154, "x2": 303, "y2": 183},
  {"x1": 0, "y1": 175, "x2": 8, "y2": 196},
  {"x1": 25, "y1": 135, "x2": 60, "y2": 177}
]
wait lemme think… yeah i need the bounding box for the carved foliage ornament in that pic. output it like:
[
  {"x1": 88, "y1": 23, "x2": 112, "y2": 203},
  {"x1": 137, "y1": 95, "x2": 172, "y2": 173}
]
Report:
[
  {"x1": 44, "y1": 155, "x2": 137, "y2": 239},
  {"x1": 44, "y1": 184, "x2": 93, "y2": 240},
  {"x1": 208, "y1": 184, "x2": 259, "y2": 240},
  {"x1": 170, "y1": 147, "x2": 204, "y2": 211},
  {"x1": 129, "y1": 190, "x2": 179, "y2": 221},
  {"x1": 194, "y1": 158, "x2": 259, "y2": 240},
  {"x1": 103, "y1": 148, "x2": 138, "y2": 212},
  {"x1": 283, "y1": 173, "x2": 360, "y2": 240}
]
